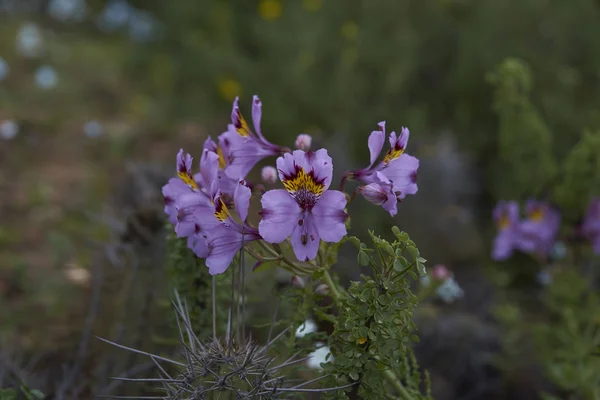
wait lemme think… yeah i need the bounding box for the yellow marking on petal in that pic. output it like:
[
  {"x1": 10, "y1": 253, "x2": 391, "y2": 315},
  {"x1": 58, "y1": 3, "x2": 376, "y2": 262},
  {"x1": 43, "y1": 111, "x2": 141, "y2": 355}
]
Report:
[
  {"x1": 499, "y1": 214, "x2": 511, "y2": 230},
  {"x1": 282, "y1": 168, "x2": 325, "y2": 196},
  {"x1": 216, "y1": 146, "x2": 227, "y2": 169},
  {"x1": 214, "y1": 197, "x2": 230, "y2": 222},
  {"x1": 234, "y1": 109, "x2": 251, "y2": 137},
  {"x1": 383, "y1": 147, "x2": 405, "y2": 164},
  {"x1": 357, "y1": 337, "x2": 367, "y2": 345},
  {"x1": 530, "y1": 208, "x2": 544, "y2": 222},
  {"x1": 178, "y1": 172, "x2": 198, "y2": 189}
]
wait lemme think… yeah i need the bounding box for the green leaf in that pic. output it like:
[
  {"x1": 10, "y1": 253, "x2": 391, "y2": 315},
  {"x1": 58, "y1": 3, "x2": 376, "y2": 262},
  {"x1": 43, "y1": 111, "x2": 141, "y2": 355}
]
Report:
[
  {"x1": 358, "y1": 251, "x2": 370, "y2": 267},
  {"x1": 393, "y1": 257, "x2": 408, "y2": 272}
]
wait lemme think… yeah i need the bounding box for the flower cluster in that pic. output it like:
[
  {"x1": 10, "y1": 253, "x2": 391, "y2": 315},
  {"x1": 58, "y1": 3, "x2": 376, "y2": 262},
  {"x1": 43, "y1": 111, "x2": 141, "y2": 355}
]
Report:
[
  {"x1": 491, "y1": 199, "x2": 561, "y2": 261},
  {"x1": 491, "y1": 198, "x2": 600, "y2": 262},
  {"x1": 162, "y1": 96, "x2": 420, "y2": 274}
]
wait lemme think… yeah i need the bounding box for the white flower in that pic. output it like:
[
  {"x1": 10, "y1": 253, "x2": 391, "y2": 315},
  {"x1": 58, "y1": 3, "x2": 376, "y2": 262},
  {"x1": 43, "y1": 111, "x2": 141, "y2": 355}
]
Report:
[
  {"x1": 307, "y1": 343, "x2": 333, "y2": 370},
  {"x1": 435, "y1": 276, "x2": 464, "y2": 303},
  {"x1": 96, "y1": 0, "x2": 131, "y2": 31},
  {"x1": 83, "y1": 120, "x2": 103, "y2": 138},
  {"x1": 16, "y1": 23, "x2": 44, "y2": 58},
  {"x1": 295, "y1": 319, "x2": 317, "y2": 338},
  {"x1": 0, "y1": 120, "x2": 19, "y2": 140},
  {"x1": 48, "y1": 0, "x2": 87, "y2": 22},
  {"x1": 128, "y1": 10, "x2": 156, "y2": 43},
  {"x1": 537, "y1": 270, "x2": 552, "y2": 286},
  {"x1": 35, "y1": 65, "x2": 59, "y2": 89}
]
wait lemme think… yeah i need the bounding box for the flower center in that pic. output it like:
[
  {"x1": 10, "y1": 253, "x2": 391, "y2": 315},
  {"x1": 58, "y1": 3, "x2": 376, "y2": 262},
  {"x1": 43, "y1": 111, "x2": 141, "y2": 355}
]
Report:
[
  {"x1": 498, "y1": 214, "x2": 511, "y2": 230},
  {"x1": 177, "y1": 171, "x2": 198, "y2": 190},
  {"x1": 282, "y1": 166, "x2": 326, "y2": 210},
  {"x1": 216, "y1": 146, "x2": 227, "y2": 169},
  {"x1": 530, "y1": 207, "x2": 544, "y2": 222},
  {"x1": 213, "y1": 194, "x2": 230, "y2": 222},
  {"x1": 383, "y1": 147, "x2": 405, "y2": 164}
]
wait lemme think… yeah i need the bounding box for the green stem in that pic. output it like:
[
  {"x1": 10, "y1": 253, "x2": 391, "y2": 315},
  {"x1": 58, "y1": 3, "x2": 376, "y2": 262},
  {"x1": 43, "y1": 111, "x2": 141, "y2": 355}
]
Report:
[
  {"x1": 381, "y1": 366, "x2": 414, "y2": 400},
  {"x1": 322, "y1": 270, "x2": 343, "y2": 301},
  {"x1": 256, "y1": 240, "x2": 312, "y2": 274}
]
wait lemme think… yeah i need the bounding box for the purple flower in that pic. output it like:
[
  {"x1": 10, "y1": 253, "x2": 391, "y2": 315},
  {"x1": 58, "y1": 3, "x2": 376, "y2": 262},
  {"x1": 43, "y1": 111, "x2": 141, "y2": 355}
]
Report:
[
  {"x1": 581, "y1": 198, "x2": 600, "y2": 254},
  {"x1": 491, "y1": 200, "x2": 520, "y2": 261},
  {"x1": 349, "y1": 121, "x2": 419, "y2": 216},
  {"x1": 258, "y1": 149, "x2": 348, "y2": 261},
  {"x1": 202, "y1": 136, "x2": 238, "y2": 195},
  {"x1": 356, "y1": 182, "x2": 398, "y2": 216},
  {"x1": 221, "y1": 96, "x2": 288, "y2": 180},
  {"x1": 162, "y1": 149, "x2": 215, "y2": 237},
  {"x1": 200, "y1": 180, "x2": 261, "y2": 275},
  {"x1": 518, "y1": 200, "x2": 561, "y2": 257}
]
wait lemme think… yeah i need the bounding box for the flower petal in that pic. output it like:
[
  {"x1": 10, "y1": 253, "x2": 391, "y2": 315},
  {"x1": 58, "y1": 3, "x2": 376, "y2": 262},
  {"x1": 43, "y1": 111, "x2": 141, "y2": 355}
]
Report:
[
  {"x1": 381, "y1": 154, "x2": 419, "y2": 198},
  {"x1": 224, "y1": 128, "x2": 277, "y2": 179},
  {"x1": 311, "y1": 190, "x2": 348, "y2": 242},
  {"x1": 187, "y1": 234, "x2": 209, "y2": 258},
  {"x1": 199, "y1": 149, "x2": 219, "y2": 188},
  {"x1": 234, "y1": 180, "x2": 251, "y2": 223},
  {"x1": 258, "y1": 189, "x2": 301, "y2": 243},
  {"x1": 367, "y1": 129, "x2": 385, "y2": 167},
  {"x1": 491, "y1": 230, "x2": 515, "y2": 261},
  {"x1": 252, "y1": 95, "x2": 268, "y2": 142},
  {"x1": 206, "y1": 226, "x2": 242, "y2": 275},
  {"x1": 358, "y1": 183, "x2": 398, "y2": 216},
  {"x1": 290, "y1": 214, "x2": 320, "y2": 261}
]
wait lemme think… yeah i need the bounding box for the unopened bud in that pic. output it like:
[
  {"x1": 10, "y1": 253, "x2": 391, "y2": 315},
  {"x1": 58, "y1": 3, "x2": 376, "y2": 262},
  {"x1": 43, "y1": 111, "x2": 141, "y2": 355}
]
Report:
[
  {"x1": 295, "y1": 134, "x2": 312, "y2": 151},
  {"x1": 431, "y1": 264, "x2": 450, "y2": 281},
  {"x1": 314, "y1": 283, "x2": 329, "y2": 295},
  {"x1": 261, "y1": 166, "x2": 277, "y2": 184},
  {"x1": 291, "y1": 275, "x2": 305, "y2": 288}
]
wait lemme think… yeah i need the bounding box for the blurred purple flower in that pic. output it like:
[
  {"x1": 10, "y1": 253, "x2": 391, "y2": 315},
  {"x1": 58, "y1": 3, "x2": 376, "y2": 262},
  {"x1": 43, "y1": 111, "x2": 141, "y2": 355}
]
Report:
[
  {"x1": 581, "y1": 198, "x2": 600, "y2": 254},
  {"x1": 221, "y1": 96, "x2": 288, "y2": 180},
  {"x1": 491, "y1": 200, "x2": 520, "y2": 261},
  {"x1": 348, "y1": 121, "x2": 419, "y2": 216},
  {"x1": 518, "y1": 200, "x2": 561, "y2": 257},
  {"x1": 259, "y1": 149, "x2": 347, "y2": 261}
]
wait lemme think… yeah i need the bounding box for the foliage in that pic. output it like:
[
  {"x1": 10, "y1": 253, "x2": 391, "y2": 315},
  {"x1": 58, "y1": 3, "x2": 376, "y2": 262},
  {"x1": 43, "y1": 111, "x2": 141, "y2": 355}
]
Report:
[
  {"x1": 486, "y1": 58, "x2": 556, "y2": 200},
  {"x1": 494, "y1": 267, "x2": 600, "y2": 400},
  {"x1": 0, "y1": 386, "x2": 44, "y2": 400},
  {"x1": 322, "y1": 228, "x2": 431, "y2": 399},
  {"x1": 554, "y1": 130, "x2": 600, "y2": 222}
]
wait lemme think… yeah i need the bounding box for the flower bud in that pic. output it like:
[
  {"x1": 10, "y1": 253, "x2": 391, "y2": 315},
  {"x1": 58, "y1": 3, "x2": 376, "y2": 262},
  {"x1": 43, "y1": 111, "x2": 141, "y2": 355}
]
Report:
[
  {"x1": 291, "y1": 275, "x2": 305, "y2": 288},
  {"x1": 431, "y1": 264, "x2": 450, "y2": 281},
  {"x1": 314, "y1": 283, "x2": 329, "y2": 295},
  {"x1": 261, "y1": 166, "x2": 277, "y2": 184},
  {"x1": 295, "y1": 134, "x2": 312, "y2": 151}
]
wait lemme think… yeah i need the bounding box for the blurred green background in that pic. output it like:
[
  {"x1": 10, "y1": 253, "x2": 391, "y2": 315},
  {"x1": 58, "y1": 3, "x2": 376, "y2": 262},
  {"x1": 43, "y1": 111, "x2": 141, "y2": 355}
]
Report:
[{"x1": 1, "y1": 0, "x2": 600, "y2": 399}]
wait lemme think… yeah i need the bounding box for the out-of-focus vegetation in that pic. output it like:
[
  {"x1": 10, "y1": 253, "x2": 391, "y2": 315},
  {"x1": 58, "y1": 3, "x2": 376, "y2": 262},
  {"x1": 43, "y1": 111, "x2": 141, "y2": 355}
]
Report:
[{"x1": 1, "y1": 0, "x2": 600, "y2": 399}]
